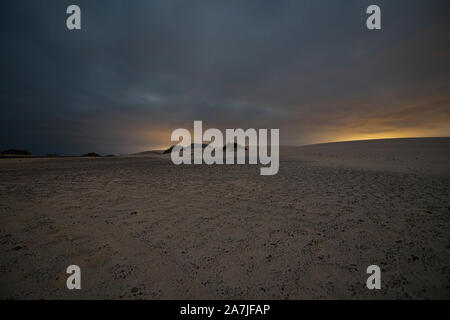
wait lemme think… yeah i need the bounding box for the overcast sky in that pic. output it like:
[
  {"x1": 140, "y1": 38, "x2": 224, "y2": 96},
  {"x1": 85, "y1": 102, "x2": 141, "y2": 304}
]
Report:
[{"x1": 1, "y1": 0, "x2": 449, "y2": 155}]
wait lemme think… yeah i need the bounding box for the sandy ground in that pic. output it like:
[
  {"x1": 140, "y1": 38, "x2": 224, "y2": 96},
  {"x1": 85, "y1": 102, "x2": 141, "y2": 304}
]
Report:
[{"x1": 0, "y1": 138, "x2": 449, "y2": 299}]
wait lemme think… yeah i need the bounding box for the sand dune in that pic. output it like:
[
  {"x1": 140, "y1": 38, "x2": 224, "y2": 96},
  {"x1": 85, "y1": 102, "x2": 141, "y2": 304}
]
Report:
[{"x1": 0, "y1": 138, "x2": 449, "y2": 299}]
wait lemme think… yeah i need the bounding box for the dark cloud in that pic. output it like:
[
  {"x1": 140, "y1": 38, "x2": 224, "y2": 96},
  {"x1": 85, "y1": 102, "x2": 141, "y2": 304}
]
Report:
[{"x1": 1, "y1": 0, "x2": 449, "y2": 154}]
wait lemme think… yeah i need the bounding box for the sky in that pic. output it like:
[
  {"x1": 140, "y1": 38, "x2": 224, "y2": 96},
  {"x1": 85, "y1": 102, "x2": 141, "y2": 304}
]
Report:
[{"x1": 1, "y1": 0, "x2": 449, "y2": 155}]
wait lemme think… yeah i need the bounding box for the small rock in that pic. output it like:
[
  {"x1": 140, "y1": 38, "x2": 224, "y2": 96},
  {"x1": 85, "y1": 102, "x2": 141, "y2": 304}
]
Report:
[{"x1": 411, "y1": 255, "x2": 419, "y2": 261}]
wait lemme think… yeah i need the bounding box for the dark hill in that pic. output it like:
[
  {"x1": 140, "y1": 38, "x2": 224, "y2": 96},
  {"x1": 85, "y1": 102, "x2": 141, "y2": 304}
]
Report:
[
  {"x1": 1, "y1": 149, "x2": 32, "y2": 156},
  {"x1": 81, "y1": 152, "x2": 101, "y2": 157}
]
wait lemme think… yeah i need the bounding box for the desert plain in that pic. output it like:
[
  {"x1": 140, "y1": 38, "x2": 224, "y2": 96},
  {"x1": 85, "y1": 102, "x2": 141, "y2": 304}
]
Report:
[{"x1": 0, "y1": 138, "x2": 449, "y2": 299}]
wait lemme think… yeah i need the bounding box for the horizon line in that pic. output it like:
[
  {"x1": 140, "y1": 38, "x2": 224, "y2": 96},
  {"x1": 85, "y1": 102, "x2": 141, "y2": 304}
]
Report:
[{"x1": 2, "y1": 136, "x2": 450, "y2": 157}]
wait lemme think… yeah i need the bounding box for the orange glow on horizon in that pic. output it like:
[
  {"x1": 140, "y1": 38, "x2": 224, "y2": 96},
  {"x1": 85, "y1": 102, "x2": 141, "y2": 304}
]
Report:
[{"x1": 308, "y1": 125, "x2": 450, "y2": 145}]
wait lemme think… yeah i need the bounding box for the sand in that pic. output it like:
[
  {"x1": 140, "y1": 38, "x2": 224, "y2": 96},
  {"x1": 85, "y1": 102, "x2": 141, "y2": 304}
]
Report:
[{"x1": 0, "y1": 138, "x2": 449, "y2": 299}]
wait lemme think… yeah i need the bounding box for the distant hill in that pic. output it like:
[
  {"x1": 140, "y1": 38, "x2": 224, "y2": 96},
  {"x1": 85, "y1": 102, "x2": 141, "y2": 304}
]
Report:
[
  {"x1": 163, "y1": 146, "x2": 173, "y2": 154},
  {"x1": 163, "y1": 143, "x2": 209, "y2": 154},
  {"x1": 134, "y1": 150, "x2": 165, "y2": 155},
  {"x1": 1, "y1": 149, "x2": 32, "y2": 156},
  {"x1": 161, "y1": 143, "x2": 247, "y2": 154},
  {"x1": 81, "y1": 152, "x2": 101, "y2": 157},
  {"x1": 286, "y1": 137, "x2": 450, "y2": 175},
  {"x1": 223, "y1": 142, "x2": 248, "y2": 151}
]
